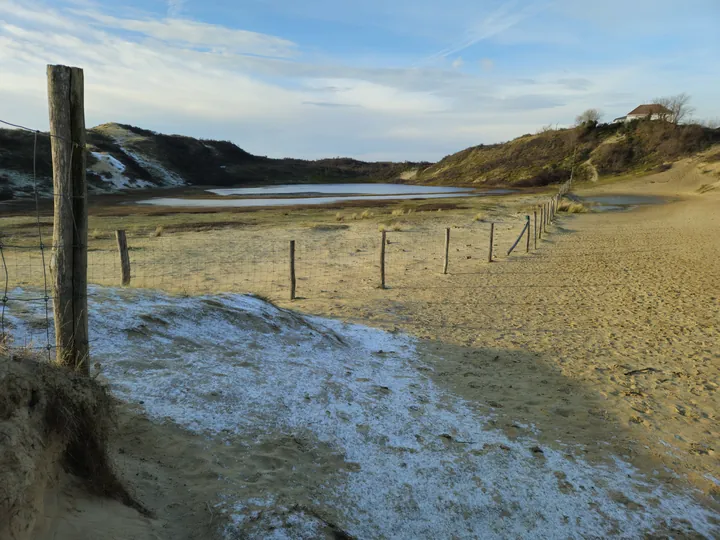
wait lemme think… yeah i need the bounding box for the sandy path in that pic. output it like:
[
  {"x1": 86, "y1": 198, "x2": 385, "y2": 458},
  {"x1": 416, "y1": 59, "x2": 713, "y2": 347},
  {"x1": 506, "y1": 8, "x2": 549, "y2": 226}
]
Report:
[{"x1": 288, "y1": 165, "x2": 720, "y2": 496}]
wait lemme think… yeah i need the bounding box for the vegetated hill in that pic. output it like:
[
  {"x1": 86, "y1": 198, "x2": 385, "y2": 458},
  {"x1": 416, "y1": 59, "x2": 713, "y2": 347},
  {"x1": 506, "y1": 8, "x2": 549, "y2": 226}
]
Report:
[
  {"x1": 418, "y1": 119, "x2": 720, "y2": 187},
  {"x1": 0, "y1": 123, "x2": 428, "y2": 200}
]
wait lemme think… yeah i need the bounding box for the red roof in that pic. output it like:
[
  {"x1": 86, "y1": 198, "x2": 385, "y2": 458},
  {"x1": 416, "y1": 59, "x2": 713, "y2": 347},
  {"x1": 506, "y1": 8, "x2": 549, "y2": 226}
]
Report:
[{"x1": 627, "y1": 104, "x2": 672, "y2": 116}]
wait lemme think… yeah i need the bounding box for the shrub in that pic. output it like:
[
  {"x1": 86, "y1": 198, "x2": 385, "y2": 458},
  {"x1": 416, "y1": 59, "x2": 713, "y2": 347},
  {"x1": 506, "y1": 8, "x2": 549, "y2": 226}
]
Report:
[{"x1": 152, "y1": 225, "x2": 164, "y2": 238}]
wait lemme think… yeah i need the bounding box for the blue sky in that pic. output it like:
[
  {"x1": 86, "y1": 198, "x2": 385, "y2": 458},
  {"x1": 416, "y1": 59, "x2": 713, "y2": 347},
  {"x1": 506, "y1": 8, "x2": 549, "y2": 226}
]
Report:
[{"x1": 1, "y1": 0, "x2": 718, "y2": 161}]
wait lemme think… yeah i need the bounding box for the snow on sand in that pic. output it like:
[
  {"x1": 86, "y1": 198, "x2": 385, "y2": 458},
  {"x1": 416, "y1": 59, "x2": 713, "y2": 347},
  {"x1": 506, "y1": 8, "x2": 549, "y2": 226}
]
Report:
[{"x1": 5, "y1": 287, "x2": 719, "y2": 539}]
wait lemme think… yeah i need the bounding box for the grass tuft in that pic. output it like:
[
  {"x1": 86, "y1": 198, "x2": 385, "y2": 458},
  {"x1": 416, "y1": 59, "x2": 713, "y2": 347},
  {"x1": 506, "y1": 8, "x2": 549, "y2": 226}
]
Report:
[
  {"x1": 151, "y1": 225, "x2": 164, "y2": 238},
  {"x1": 557, "y1": 201, "x2": 587, "y2": 213}
]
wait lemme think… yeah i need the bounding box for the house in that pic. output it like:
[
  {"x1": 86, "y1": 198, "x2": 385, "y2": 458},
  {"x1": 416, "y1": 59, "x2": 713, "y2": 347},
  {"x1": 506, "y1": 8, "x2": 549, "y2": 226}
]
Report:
[{"x1": 613, "y1": 104, "x2": 673, "y2": 123}]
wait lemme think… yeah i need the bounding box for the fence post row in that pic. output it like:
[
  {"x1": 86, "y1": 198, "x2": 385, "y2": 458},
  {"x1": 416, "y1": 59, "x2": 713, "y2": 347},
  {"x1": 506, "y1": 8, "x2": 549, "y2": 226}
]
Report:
[
  {"x1": 115, "y1": 230, "x2": 131, "y2": 286},
  {"x1": 443, "y1": 227, "x2": 450, "y2": 275},
  {"x1": 47, "y1": 64, "x2": 89, "y2": 373}
]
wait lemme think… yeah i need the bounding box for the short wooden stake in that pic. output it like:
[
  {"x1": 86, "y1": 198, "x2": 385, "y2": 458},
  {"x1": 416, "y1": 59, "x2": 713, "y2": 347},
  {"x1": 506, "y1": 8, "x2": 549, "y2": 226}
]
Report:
[
  {"x1": 539, "y1": 207, "x2": 543, "y2": 239},
  {"x1": 289, "y1": 240, "x2": 296, "y2": 300},
  {"x1": 443, "y1": 227, "x2": 450, "y2": 274},
  {"x1": 380, "y1": 231, "x2": 387, "y2": 288},
  {"x1": 488, "y1": 223, "x2": 495, "y2": 263},
  {"x1": 525, "y1": 216, "x2": 530, "y2": 253},
  {"x1": 115, "y1": 230, "x2": 131, "y2": 286}
]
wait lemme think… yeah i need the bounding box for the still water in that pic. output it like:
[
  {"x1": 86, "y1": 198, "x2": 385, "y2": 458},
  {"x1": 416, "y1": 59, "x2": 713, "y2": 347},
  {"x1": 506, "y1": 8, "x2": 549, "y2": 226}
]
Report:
[{"x1": 139, "y1": 183, "x2": 511, "y2": 208}]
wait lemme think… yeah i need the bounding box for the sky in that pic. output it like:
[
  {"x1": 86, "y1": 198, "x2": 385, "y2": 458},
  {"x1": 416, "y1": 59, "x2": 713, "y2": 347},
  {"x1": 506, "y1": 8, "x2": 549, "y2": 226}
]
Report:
[{"x1": 0, "y1": 0, "x2": 718, "y2": 161}]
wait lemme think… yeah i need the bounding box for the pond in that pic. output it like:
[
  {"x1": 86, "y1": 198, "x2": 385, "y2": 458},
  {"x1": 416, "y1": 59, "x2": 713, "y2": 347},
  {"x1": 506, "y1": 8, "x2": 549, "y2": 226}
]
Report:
[
  {"x1": 583, "y1": 194, "x2": 668, "y2": 212},
  {"x1": 138, "y1": 183, "x2": 513, "y2": 208}
]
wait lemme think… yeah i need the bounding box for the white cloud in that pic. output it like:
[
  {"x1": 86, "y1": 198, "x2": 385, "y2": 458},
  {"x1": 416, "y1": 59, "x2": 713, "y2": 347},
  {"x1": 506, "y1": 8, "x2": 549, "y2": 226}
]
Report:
[
  {"x1": 480, "y1": 58, "x2": 494, "y2": 71},
  {"x1": 452, "y1": 57, "x2": 464, "y2": 69},
  {"x1": 73, "y1": 9, "x2": 298, "y2": 57}
]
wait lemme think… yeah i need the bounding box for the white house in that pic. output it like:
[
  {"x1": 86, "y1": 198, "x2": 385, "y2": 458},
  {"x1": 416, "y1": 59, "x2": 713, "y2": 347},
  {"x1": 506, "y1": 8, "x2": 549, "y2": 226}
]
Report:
[{"x1": 613, "y1": 104, "x2": 673, "y2": 123}]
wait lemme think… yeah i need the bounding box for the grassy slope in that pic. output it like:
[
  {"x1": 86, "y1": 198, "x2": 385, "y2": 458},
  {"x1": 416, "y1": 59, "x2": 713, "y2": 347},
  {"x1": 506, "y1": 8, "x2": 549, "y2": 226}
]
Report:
[{"x1": 418, "y1": 120, "x2": 720, "y2": 187}]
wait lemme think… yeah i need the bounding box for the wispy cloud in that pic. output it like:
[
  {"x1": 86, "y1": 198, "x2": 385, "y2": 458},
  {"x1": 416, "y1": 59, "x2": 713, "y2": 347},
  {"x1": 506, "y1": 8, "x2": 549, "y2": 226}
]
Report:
[
  {"x1": 166, "y1": 0, "x2": 186, "y2": 18},
  {"x1": 425, "y1": 0, "x2": 548, "y2": 62},
  {"x1": 72, "y1": 9, "x2": 298, "y2": 57}
]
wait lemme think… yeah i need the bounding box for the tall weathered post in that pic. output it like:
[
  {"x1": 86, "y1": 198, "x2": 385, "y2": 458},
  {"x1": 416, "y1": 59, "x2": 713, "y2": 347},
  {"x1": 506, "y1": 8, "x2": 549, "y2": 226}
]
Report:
[{"x1": 47, "y1": 64, "x2": 88, "y2": 373}]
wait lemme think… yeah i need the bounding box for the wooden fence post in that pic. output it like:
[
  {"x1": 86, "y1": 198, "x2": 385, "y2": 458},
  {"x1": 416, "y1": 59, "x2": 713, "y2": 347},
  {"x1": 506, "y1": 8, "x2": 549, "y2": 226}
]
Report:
[
  {"x1": 289, "y1": 240, "x2": 296, "y2": 300},
  {"x1": 443, "y1": 227, "x2": 450, "y2": 274},
  {"x1": 533, "y1": 210, "x2": 537, "y2": 249},
  {"x1": 525, "y1": 216, "x2": 530, "y2": 253},
  {"x1": 539, "y1": 207, "x2": 543, "y2": 239},
  {"x1": 115, "y1": 230, "x2": 131, "y2": 285},
  {"x1": 48, "y1": 64, "x2": 88, "y2": 373},
  {"x1": 379, "y1": 231, "x2": 387, "y2": 288},
  {"x1": 507, "y1": 221, "x2": 529, "y2": 256},
  {"x1": 488, "y1": 223, "x2": 495, "y2": 263},
  {"x1": 545, "y1": 203, "x2": 549, "y2": 231}
]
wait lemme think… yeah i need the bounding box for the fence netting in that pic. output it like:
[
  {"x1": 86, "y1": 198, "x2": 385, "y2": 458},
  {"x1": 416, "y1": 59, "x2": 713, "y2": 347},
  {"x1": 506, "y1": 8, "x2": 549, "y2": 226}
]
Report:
[{"x1": 0, "y1": 118, "x2": 567, "y2": 355}]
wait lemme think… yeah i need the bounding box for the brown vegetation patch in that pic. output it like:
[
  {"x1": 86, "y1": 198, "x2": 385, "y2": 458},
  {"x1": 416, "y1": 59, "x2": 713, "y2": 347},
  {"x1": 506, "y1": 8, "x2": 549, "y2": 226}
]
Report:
[{"x1": 0, "y1": 354, "x2": 144, "y2": 539}]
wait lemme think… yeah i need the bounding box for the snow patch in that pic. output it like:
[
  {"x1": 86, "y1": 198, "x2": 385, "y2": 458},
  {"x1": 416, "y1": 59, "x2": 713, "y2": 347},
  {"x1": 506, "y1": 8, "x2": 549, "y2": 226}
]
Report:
[
  {"x1": 123, "y1": 148, "x2": 184, "y2": 186},
  {"x1": 90, "y1": 152, "x2": 153, "y2": 190},
  {"x1": 5, "y1": 287, "x2": 719, "y2": 539}
]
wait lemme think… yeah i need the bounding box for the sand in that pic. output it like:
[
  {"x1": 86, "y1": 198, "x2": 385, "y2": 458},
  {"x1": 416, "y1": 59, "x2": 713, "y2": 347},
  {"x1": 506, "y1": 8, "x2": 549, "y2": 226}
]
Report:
[
  {"x1": 1, "y1": 150, "x2": 719, "y2": 537},
  {"x1": 6, "y1": 288, "x2": 718, "y2": 538},
  {"x1": 289, "y1": 155, "x2": 720, "y2": 495}
]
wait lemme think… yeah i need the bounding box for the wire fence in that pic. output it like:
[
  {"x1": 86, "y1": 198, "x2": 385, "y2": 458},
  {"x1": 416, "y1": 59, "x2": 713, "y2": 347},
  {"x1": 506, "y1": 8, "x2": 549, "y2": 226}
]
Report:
[{"x1": 0, "y1": 117, "x2": 569, "y2": 355}]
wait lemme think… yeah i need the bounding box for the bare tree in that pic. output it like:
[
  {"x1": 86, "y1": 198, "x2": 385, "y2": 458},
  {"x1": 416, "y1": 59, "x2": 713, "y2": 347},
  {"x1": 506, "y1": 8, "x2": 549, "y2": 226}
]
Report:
[
  {"x1": 653, "y1": 93, "x2": 695, "y2": 124},
  {"x1": 575, "y1": 109, "x2": 603, "y2": 125}
]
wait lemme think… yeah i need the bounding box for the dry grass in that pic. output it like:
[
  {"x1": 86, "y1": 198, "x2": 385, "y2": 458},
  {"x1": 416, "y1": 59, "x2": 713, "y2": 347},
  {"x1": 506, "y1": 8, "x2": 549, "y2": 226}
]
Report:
[
  {"x1": 335, "y1": 213, "x2": 344, "y2": 222},
  {"x1": 378, "y1": 222, "x2": 403, "y2": 232},
  {"x1": 152, "y1": 225, "x2": 164, "y2": 238},
  {"x1": 360, "y1": 210, "x2": 373, "y2": 220},
  {"x1": 89, "y1": 229, "x2": 108, "y2": 240},
  {"x1": 391, "y1": 209, "x2": 405, "y2": 217},
  {"x1": 558, "y1": 201, "x2": 588, "y2": 213},
  {"x1": 473, "y1": 213, "x2": 484, "y2": 221}
]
